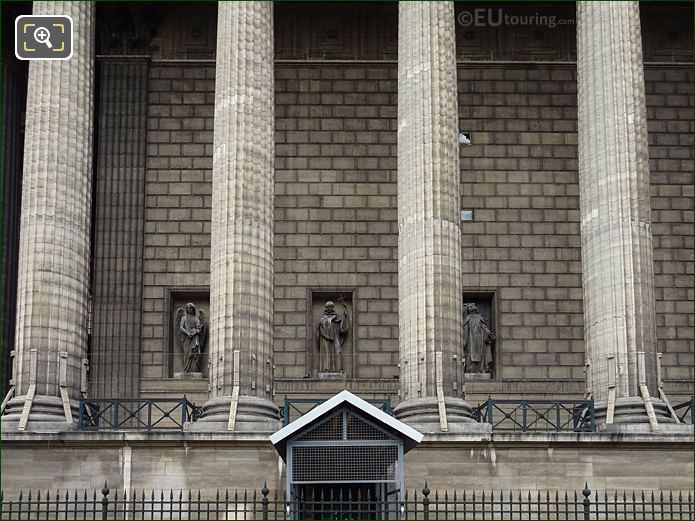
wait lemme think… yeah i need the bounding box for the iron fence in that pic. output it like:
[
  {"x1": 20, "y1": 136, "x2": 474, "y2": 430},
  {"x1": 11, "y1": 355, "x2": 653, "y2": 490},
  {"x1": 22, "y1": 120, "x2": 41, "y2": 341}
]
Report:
[
  {"x1": 473, "y1": 399, "x2": 595, "y2": 432},
  {"x1": 282, "y1": 397, "x2": 393, "y2": 426},
  {"x1": 78, "y1": 398, "x2": 202, "y2": 431},
  {"x1": 672, "y1": 398, "x2": 694, "y2": 425},
  {"x1": 76, "y1": 396, "x2": 691, "y2": 432},
  {"x1": 2, "y1": 483, "x2": 692, "y2": 520}
]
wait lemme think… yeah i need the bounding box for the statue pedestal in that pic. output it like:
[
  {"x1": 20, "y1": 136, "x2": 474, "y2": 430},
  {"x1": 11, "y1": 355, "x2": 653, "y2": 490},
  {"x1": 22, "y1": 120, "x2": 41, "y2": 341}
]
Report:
[
  {"x1": 464, "y1": 372, "x2": 490, "y2": 380},
  {"x1": 318, "y1": 372, "x2": 345, "y2": 380},
  {"x1": 174, "y1": 372, "x2": 203, "y2": 380}
]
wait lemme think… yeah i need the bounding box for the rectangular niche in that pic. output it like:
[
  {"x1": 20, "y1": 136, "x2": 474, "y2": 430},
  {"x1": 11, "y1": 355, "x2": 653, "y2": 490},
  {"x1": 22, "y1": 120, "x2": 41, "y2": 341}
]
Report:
[
  {"x1": 462, "y1": 290, "x2": 498, "y2": 379},
  {"x1": 306, "y1": 288, "x2": 357, "y2": 379},
  {"x1": 167, "y1": 288, "x2": 210, "y2": 379}
]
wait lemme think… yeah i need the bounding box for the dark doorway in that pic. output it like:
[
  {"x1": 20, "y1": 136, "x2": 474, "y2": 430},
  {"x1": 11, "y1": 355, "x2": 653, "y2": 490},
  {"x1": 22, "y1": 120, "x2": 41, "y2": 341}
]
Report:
[{"x1": 296, "y1": 484, "x2": 383, "y2": 520}]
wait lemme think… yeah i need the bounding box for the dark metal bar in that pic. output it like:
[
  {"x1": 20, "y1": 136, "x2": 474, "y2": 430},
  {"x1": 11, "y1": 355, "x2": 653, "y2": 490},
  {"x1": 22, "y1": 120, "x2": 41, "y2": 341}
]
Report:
[
  {"x1": 78, "y1": 398, "x2": 207, "y2": 431},
  {"x1": 101, "y1": 483, "x2": 109, "y2": 521},
  {"x1": 474, "y1": 399, "x2": 596, "y2": 432},
  {"x1": 113, "y1": 401, "x2": 119, "y2": 430},
  {"x1": 262, "y1": 483, "x2": 269, "y2": 520},
  {"x1": 2, "y1": 485, "x2": 694, "y2": 519}
]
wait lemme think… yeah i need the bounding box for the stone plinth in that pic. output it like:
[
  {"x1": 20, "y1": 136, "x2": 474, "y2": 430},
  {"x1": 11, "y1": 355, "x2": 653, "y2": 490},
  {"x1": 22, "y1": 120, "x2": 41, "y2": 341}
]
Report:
[
  {"x1": 174, "y1": 372, "x2": 203, "y2": 380},
  {"x1": 395, "y1": 397, "x2": 490, "y2": 434},
  {"x1": 318, "y1": 372, "x2": 345, "y2": 380},
  {"x1": 465, "y1": 373, "x2": 491, "y2": 380}
]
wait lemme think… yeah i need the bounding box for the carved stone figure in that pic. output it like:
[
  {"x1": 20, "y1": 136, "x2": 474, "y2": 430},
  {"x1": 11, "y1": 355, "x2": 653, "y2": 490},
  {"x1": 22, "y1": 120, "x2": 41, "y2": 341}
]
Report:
[
  {"x1": 463, "y1": 303, "x2": 495, "y2": 374},
  {"x1": 175, "y1": 303, "x2": 207, "y2": 373},
  {"x1": 317, "y1": 297, "x2": 351, "y2": 373}
]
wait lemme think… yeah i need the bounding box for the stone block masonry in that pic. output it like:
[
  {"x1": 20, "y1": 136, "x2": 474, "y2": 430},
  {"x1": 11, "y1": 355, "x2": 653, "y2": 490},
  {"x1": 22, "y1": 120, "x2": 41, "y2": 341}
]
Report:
[
  {"x1": 457, "y1": 65, "x2": 583, "y2": 385},
  {"x1": 645, "y1": 67, "x2": 694, "y2": 386},
  {"x1": 141, "y1": 64, "x2": 214, "y2": 380},
  {"x1": 274, "y1": 64, "x2": 400, "y2": 382},
  {"x1": 1, "y1": 433, "x2": 692, "y2": 494},
  {"x1": 138, "y1": 60, "x2": 692, "y2": 402}
]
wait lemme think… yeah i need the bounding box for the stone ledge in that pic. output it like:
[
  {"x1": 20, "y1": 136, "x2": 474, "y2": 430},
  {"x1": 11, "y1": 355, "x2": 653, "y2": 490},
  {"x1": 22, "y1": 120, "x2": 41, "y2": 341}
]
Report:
[
  {"x1": 423, "y1": 429, "x2": 694, "y2": 446},
  {"x1": 2, "y1": 428, "x2": 691, "y2": 447}
]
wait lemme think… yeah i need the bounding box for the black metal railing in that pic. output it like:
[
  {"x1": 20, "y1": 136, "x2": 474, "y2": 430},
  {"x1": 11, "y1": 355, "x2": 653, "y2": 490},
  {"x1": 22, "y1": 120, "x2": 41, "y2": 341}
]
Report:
[
  {"x1": 473, "y1": 399, "x2": 595, "y2": 432},
  {"x1": 282, "y1": 396, "x2": 393, "y2": 426},
  {"x1": 78, "y1": 397, "x2": 202, "y2": 431},
  {"x1": 2, "y1": 483, "x2": 692, "y2": 520},
  {"x1": 673, "y1": 398, "x2": 694, "y2": 425}
]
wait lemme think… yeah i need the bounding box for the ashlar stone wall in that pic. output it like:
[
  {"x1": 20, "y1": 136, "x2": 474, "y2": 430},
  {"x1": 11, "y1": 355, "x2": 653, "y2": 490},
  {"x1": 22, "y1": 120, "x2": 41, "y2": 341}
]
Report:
[
  {"x1": 141, "y1": 64, "x2": 214, "y2": 379},
  {"x1": 137, "y1": 61, "x2": 692, "y2": 401}
]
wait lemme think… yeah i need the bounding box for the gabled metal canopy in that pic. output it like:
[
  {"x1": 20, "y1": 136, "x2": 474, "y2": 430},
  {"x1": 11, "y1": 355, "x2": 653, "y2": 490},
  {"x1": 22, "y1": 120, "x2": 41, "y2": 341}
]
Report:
[{"x1": 269, "y1": 390, "x2": 423, "y2": 460}]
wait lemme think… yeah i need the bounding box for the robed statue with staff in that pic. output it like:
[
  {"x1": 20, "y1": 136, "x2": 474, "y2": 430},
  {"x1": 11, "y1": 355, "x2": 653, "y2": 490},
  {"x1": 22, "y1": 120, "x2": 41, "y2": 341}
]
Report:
[{"x1": 317, "y1": 296, "x2": 351, "y2": 373}]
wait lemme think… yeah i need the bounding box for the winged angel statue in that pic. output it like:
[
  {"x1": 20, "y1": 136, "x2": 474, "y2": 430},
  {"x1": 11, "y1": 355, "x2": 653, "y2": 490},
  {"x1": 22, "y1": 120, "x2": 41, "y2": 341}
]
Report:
[{"x1": 175, "y1": 303, "x2": 207, "y2": 373}]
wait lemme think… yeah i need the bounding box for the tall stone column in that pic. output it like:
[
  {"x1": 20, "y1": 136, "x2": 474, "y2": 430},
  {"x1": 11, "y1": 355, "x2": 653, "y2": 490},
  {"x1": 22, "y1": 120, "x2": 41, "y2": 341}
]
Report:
[
  {"x1": 192, "y1": 1, "x2": 279, "y2": 431},
  {"x1": 577, "y1": 2, "x2": 674, "y2": 429},
  {"x1": 2, "y1": 1, "x2": 94, "y2": 431},
  {"x1": 393, "y1": 2, "x2": 481, "y2": 432}
]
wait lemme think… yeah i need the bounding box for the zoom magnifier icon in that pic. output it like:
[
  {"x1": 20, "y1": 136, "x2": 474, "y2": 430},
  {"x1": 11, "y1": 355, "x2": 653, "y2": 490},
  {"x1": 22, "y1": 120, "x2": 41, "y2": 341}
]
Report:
[
  {"x1": 34, "y1": 26, "x2": 52, "y2": 48},
  {"x1": 15, "y1": 15, "x2": 72, "y2": 60}
]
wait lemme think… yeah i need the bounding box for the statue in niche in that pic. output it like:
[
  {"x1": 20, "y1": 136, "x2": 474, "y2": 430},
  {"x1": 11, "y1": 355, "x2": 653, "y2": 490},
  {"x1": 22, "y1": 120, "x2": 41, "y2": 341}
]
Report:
[
  {"x1": 463, "y1": 302, "x2": 495, "y2": 374},
  {"x1": 175, "y1": 303, "x2": 207, "y2": 373},
  {"x1": 317, "y1": 297, "x2": 351, "y2": 373}
]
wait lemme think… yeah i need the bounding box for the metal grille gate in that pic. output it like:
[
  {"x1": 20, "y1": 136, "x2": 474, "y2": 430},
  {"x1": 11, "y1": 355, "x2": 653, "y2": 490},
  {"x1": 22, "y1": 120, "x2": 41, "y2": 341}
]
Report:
[{"x1": 286, "y1": 408, "x2": 404, "y2": 520}]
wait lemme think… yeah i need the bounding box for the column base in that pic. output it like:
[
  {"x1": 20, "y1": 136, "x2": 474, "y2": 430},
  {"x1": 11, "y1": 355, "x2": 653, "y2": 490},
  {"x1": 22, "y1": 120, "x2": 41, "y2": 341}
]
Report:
[
  {"x1": 186, "y1": 395, "x2": 280, "y2": 432},
  {"x1": 595, "y1": 396, "x2": 692, "y2": 433},
  {"x1": 394, "y1": 396, "x2": 490, "y2": 434},
  {"x1": 1, "y1": 395, "x2": 78, "y2": 432}
]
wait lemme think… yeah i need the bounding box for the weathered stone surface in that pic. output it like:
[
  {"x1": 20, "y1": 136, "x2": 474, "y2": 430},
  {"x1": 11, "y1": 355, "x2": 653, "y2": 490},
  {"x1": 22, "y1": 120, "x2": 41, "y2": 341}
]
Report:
[
  {"x1": 195, "y1": 2, "x2": 279, "y2": 430},
  {"x1": 577, "y1": 2, "x2": 661, "y2": 413},
  {"x1": 1, "y1": 433, "x2": 692, "y2": 494},
  {"x1": 394, "y1": 1, "x2": 471, "y2": 428}
]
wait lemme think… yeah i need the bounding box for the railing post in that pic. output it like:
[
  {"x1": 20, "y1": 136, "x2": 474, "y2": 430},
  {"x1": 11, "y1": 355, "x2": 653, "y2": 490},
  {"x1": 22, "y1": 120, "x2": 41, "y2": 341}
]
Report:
[
  {"x1": 283, "y1": 397, "x2": 290, "y2": 426},
  {"x1": 522, "y1": 400, "x2": 528, "y2": 431},
  {"x1": 582, "y1": 482, "x2": 591, "y2": 520},
  {"x1": 556, "y1": 401, "x2": 561, "y2": 431},
  {"x1": 262, "y1": 482, "x2": 269, "y2": 520},
  {"x1": 78, "y1": 400, "x2": 84, "y2": 428},
  {"x1": 487, "y1": 398, "x2": 493, "y2": 424},
  {"x1": 113, "y1": 400, "x2": 119, "y2": 429},
  {"x1": 422, "y1": 483, "x2": 430, "y2": 521},
  {"x1": 182, "y1": 396, "x2": 188, "y2": 426},
  {"x1": 101, "y1": 482, "x2": 110, "y2": 520},
  {"x1": 590, "y1": 400, "x2": 596, "y2": 431}
]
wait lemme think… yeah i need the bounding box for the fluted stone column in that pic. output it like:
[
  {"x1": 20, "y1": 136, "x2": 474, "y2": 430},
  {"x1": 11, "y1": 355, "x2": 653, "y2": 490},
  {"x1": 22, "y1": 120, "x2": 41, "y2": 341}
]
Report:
[
  {"x1": 2, "y1": 1, "x2": 94, "y2": 431},
  {"x1": 577, "y1": 2, "x2": 674, "y2": 429},
  {"x1": 192, "y1": 1, "x2": 279, "y2": 431},
  {"x1": 393, "y1": 2, "x2": 481, "y2": 432}
]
